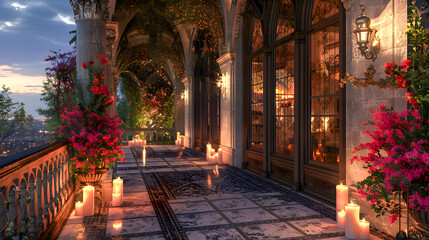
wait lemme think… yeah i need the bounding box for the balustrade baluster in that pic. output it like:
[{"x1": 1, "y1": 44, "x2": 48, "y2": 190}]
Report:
[
  {"x1": 28, "y1": 179, "x2": 37, "y2": 239},
  {"x1": 6, "y1": 188, "x2": 17, "y2": 237},
  {"x1": 43, "y1": 173, "x2": 51, "y2": 228},
  {"x1": 0, "y1": 196, "x2": 5, "y2": 240},
  {"x1": 19, "y1": 185, "x2": 28, "y2": 234},
  {"x1": 52, "y1": 165, "x2": 60, "y2": 211},
  {"x1": 47, "y1": 171, "x2": 55, "y2": 220},
  {"x1": 36, "y1": 174, "x2": 43, "y2": 237}
]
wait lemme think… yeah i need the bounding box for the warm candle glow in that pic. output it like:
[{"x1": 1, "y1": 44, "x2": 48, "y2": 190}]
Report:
[
  {"x1": 113, "y1": 221, "x2": 122, "y2": 230},
  {"x1": 337, "y1": 210, "x2": 345, "y2": 229},
  {"x1": 82, "y1": 185, "x2": 94, "y2": 216},
  {"x1": 112, "y1": 193, "x2": 121, "y2": 207},
  {"x1": 359, "y1": 218, "x2": 370, "y2": 240},
  {"x1": 75, "y1": 201, "x2": 83, "y2": 216},
  {"x1": 113, "y1": 177, "x2": 123, "y2": 205},
  {"x1": 345, "y1": 202, "x2": 360, "y2": 239},
  {"x1": 142, "y1": 147, "x2": 146, "y2": 166}
]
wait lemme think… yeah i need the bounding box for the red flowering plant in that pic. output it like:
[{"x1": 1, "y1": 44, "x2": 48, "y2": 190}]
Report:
[
  {"x1": 352, "y1": 105, "x2": 429, "y2": 223},
  {"x1": 57, "y1": 54, "x2": 124, "y2": 174}
]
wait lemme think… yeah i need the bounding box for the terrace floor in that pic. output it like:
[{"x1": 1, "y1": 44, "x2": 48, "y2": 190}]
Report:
[{"x1": 58, "y1": 146, "x2": 386, "y2": 240}]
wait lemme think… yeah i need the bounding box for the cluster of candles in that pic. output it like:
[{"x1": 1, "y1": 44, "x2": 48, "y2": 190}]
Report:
[
  {"x1": 129, "y1": 135, "x2": 147, "y2": 147},
  {"x1": 336, "y1": 183, "x2": 370, "y2": 239},
  {"x1": 175, "y1": 132, "x2": 184, "y2": 146},
  {"x1": 75, "y1": 177, "x2": 124, "y2": 216},
  {"x1": 206, "y1": 143, "x2": 222, "y2": 164}
]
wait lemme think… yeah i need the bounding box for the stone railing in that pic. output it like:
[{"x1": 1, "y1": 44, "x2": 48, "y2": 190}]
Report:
[
  {"x1": 123, "y1": 128, "x2": 176, "y2": 145},
  {"x1": 0, "y1": 141, "x2": 74, "y2": 240}
]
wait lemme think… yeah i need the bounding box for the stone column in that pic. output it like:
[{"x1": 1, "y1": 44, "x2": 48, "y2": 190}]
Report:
[
  {"x1": 182, "y1": 77, "x2": 193, "y2": 148},
  {"x1": 70, "y1": 0, "x2": 108, "y2": 106},
  {"x1": 217, "y1": 52, "x2": 240, "y2": 166},
  {"x1": 106, "y1": 21, "x2": 119, "y2": 116}
]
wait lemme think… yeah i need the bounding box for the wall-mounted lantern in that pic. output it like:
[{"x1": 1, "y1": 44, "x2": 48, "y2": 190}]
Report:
[{"x1": 353, "y1": 5, "x2": 380, "y2": 61}]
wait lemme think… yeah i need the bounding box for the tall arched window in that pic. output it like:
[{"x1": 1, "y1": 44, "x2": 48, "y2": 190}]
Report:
[
  {"x1": 249, "y1": 20, "x2": 264, "y2": 150},
  {"x1": 310, "y1": 0, "x2": 340, "y2": 166},
  {"x1": 275, "y1": 0, "x2": 295, "y2": 156}
]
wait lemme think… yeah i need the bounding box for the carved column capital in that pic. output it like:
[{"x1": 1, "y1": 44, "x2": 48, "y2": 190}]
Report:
[
  {"x1": 341, "y1": 0, "x2": 353, "y2": 13},
  {"x1": 69, "y1": 0, "x2": 109, "y2": 21},
  {"x1": 106, "y1": 21, "x2": 118, "y2": 59}
]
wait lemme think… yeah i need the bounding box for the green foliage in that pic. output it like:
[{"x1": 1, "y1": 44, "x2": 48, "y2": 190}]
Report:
[
  {"x1": 0, "y1": 85, "x2": 33, "y2": 143},
  {"x1": 407, "y1": 1, "x2": 429, "y2": 70},
  {"x1": 119, "y1": 71, "x2": 175, "y2": 129}
]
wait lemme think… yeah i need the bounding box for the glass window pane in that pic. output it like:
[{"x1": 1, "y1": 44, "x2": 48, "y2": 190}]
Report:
[
  {"x1": 312, "y1": 0, "x2": 339, "y2": 25},
  {"x1": 250, "y1": 54, "x2": 264, "y2": 150},
  {"x1": 252, "y1": 20, "x2": 263, "y2": 52},
  {"x1": 310, "y1": 23, "x2": 339, "y2": 166},
  {"x1": 275, "y1": 41, "x2": 294, "y2": 156},
  {"x1": 276, "y1": 0, "x2": 294, "y2": 40}
]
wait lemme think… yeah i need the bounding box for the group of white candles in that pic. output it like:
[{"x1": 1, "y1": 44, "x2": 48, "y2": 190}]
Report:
[
  {"x1": 175, "y1": 132, "x2": 184, "y2": 146},
  {"x1": 336, "y1": 183, "x2": 370, "y2": 239},
  {"x1": 75, "y1": 185, "x2": 94, "y2": 216},
  {"x1": 206, "y1": 143, "x2": 222, "y2": 164},
  {"x1": 75, "y1": 177, "x2": 124, "y2": 216},
  {"x1": 129, "y1": 139, "x2": 147, "y2": 147}
]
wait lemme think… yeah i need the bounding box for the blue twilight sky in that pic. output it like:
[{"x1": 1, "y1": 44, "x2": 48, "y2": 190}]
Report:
[{"x1": 0, "y1": 0, "x2": 76, "y2": 119}]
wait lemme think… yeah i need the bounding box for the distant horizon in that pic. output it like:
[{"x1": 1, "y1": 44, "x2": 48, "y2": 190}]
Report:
[{"x1": 0, "y1": 0, "x2": 76, "y2": 119}]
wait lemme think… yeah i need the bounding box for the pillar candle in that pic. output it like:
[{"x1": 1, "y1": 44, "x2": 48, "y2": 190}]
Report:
[
  {"x1": 177, "y1": 132, "x2": 180, "y2": 140},
  {"x1": 112, "y1": 193, "x2": 121, "y2": 207},
  {"x1": 336, "y1": 183, "x2": 348, "y2": 219},
  {"x1": 345, "y1": 202, "x2": 360, "y2": 239},
  {"x1": 337, "y1": 210, "x2": 345, "y2": 229},
  {"x1": 206, "y1": 143, "x2": 211, "y2": 161},
  {"x1": 142, "y1": 147, "x2": 146, "y2": 167},
  {"x1": 75, "y1": 201, "x2": 83, "y2": 216},
  {"x1": 82, "y1": 186, "x2": 94, "y2": 216},
  {"x1": 359, "y1": 218, "x2": 369, "y2": 240},
  {"x1": 210, "y1": 149, "x2": 215, "y2": 157},
  {"x1": 113, "y1": 177, "x2": 123, "y2": 204},
  {"x1": 218, "y1": 148, "x2": 223, "y2": 164},
  {"x1": 214, "y1": 153, "x2": 219, "y2": 164},
  {"x1": 180, "y1": 136, "x2": 185, "y2": 146}
]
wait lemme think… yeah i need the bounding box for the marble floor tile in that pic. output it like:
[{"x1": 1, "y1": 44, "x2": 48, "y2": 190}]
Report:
[
  {"x1": 176, "y1": 212, "x2": 228, "y2": 228},
  {"x1": 174, "y1": 167, "x2": 202, "y2": 171},
  {"x1": 108, "y1": 205, "x2": 156, "y2": 220},
  {"x1": 116, "y1": 169, "x2": 141, "y2": 175},
  {"x1": 127, "y1": 234, "x2": 166, "y2": 240},
  {"x1": 142, "y1": 168, "x2": 175, "y2": 173},
  {"x1": 170, "y1": 201, "x2": 215, "y2": 214},
  {"x1": 105, "y1": 217, "x2": 161, "y2": 236},
  {"x1": 267, "y1": 204, "x2": 321, "y2": 219},
  {"x1": 139, "y1": 161, "x2": 170, "y2": 166},
  {"x1": 222, "y1": 208, "x2": 277, "y2": 223},
  {"x1": 250, "y1": 195, "x2": 298, "y2": 207},
  {"x1": 289, "y1": 218, "x2": 342, "y2": 235},
  {"x1": 122, "y1": 191, "x2": 151, "y2": 206},
  {"x1": 239, "y1": 222, "x2": 305, "y2": 240},
  {"x1": 186, "y1": 228, "x2": 245, "y2": 240},
  {"x1": 65, "y1": 210, "x2": 84, "y2": 224},
  {"x1": 211, "y1": 198, "x2": 258, "y2": 210},
  {"x1": 57, "y1": 223, "x2": 87, "y2": 240}
]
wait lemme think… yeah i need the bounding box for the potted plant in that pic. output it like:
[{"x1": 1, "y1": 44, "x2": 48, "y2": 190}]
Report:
[{"x1": 57, "y1": 55, "x2": 124, "y2": 184}]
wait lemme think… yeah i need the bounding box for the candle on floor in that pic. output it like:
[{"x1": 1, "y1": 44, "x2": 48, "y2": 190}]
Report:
[
  {"x1": 75, "y1": 201, "x2": 83, "y2": 216},
  {"x1": 180, "y1": 136, "x2": 185, "y2": 146},
  {"x1": 142, "y1": 147, "x2": 146, "y2": 167},
  {"x1": 178, "y1": 138, "x2": 181, "y2": 147},
  {"x1": 175, "y1": 140, "x2": 179, "y2": 146},
  {"x1": 113, "y1": 177, "x2": 123, "y2": 204},
  {"x1": 214, "y1": 152, "x2": 219, "y2": 164},
  {"x1": 210, "y1": 148, "x2": 215, "y2": 157},
  {"x1": 337, "y1": 210, "x2": 345, "y2": 229},
  {"x1": 206, "y1": 143, "x2": 211, "y2": 161},
  {"x1": 218, "y1": 148, "x2": 223, "y2": 164},
  {"x1": 359, "y1": 218, "x2": 370, "y2": 240},
  {"x1": 82, "y1": 186, "x2": 94, "y2": 216},
  {"x1": 336, "y1": 183, "x2": 348, "y2": 219},
  {"x1": 345, "y1": 202, "x2": 360, "y2": 239},
  {"x1": 112, "y1": 193, "x2": 121, "y2": 207},
  {"x1": 177, "y1": 132, "x2": 180, "y2": 141}
]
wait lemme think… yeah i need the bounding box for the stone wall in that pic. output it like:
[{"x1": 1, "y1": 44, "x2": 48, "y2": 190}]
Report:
[{"x1": 345, "y1": 0, "x2": 408, "y2": 236}]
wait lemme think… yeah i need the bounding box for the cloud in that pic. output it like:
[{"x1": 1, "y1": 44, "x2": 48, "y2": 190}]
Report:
[
  {"x1": 0, "y1": 65, "x2": 44, "y2": 94},
  {"x1": 54, "y1": 13, "x2": 75, "y2": 25},
  {"x1": 0, "y1": 19, "x2": 20, "y2": 31},
  {"x1": 10, "y1": 2, "x2": 27, "y2": 10}
]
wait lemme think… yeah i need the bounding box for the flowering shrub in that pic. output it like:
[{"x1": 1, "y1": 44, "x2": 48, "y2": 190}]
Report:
[
  {"x1": 353, "y1": 105, "x2": 429, "y2": 222},
  {"x1": 57, "y1": 55, "x2": 124, "y2": 173}
]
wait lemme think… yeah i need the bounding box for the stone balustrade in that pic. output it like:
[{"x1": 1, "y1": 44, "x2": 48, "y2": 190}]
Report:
[{"x1": 0, "y1": 141, "x2": 74, "y2": 240}]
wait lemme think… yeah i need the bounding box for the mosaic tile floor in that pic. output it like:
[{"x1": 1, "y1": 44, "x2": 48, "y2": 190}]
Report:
[{"x1": 58, "y1": 145, "x2": 388, "y2": 240}]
